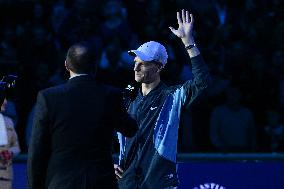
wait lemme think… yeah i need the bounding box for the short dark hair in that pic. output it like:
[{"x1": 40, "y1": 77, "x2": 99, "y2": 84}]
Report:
[
  {"x1": 151, "y1": 60, "x2": 164, "y2": 69},
  {"x1": 65, "y1": 42, "x2": 96, "y2": 74}
]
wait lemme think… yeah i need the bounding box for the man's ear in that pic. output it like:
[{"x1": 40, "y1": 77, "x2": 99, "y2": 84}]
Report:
[
  {"x1": 156, "y1": 65, "x2": 163, "y2": 73},
  {"x1": 65, "y1": 60, "x2": 70, "y2": 71}
]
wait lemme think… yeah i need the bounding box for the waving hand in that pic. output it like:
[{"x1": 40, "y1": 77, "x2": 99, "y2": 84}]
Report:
[{"x1": 169, "y1": 9, "x2": 195, "y2": 46}]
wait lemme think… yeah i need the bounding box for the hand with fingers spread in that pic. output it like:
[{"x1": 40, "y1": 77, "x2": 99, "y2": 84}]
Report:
[{"x1": 169, "y1": 9, "x2": 195, "y2": 46}]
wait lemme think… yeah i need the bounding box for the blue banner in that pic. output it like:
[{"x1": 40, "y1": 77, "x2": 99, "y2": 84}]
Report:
[{"x1": 178, "y1": 162, "x2": 284, "y2": 189}]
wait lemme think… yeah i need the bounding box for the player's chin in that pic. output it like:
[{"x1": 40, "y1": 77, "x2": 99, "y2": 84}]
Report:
[{"x1": 135, "y1": 76, "x2": 143, "y2": 82}]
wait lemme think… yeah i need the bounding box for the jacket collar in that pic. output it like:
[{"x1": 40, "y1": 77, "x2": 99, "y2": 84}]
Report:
[
  {"x1": 138, "y1": 81, "x2": 166, "y2": 97},
  {"x1": 67, "y1": 74, "x2": 95, "y2": 84}
]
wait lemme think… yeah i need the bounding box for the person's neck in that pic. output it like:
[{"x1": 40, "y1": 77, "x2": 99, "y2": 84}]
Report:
[
  {"x1": 141, "y1": 78, "x2": 161, "y2": 96},
  {"x1": 69, "y1": 71, "x2": 76, "y2": 78}
]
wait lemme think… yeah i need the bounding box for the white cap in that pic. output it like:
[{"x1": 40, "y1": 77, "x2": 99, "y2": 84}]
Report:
[{"x1": 128, "y1": 41, "x2": 168, "y2": 66}]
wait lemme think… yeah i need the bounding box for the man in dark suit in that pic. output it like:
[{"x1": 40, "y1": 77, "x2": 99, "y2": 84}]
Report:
[{"x1": 27, "y1": 42, "x2": 138, "y2": 189}]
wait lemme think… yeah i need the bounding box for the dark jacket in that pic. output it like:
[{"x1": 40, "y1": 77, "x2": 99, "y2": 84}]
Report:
[
  {"x1": 28, "y1": 75, "x2": 137, "y2": 189},
  {"x1": 118, "y1": 55, "x2": 210, "y2": 189}
]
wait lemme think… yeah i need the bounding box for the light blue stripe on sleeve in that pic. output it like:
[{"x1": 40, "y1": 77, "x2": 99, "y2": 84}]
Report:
[
  {"x1": 153, "y1": 86, "x2": 186, "y2": 162},
  {"x1": 117, "y1": 132, "x2": 126, "y2": 164}
]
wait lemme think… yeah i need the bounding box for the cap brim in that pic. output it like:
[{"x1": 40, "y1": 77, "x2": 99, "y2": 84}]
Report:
[{"x1": 128, "y1": 50, "x2": 153, "y2": 62}]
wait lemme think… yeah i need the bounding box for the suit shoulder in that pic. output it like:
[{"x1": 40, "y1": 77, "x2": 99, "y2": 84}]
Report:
[{"x1": 38, "y1": 83, "x2": 68, "y2": 98}]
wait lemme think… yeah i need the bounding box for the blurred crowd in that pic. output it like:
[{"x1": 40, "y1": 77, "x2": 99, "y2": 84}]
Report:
[{"x1": 0, "y1": 0, "x2": 284, "y2": 153}]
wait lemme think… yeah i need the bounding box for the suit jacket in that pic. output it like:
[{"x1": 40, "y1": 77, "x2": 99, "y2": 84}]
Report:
[{"x1": 28, "y1": 75, "x2": 137, "y2": 189}]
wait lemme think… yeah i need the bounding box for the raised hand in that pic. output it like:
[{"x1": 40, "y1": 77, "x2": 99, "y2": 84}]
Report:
[{"x1": 169, "y1": 9, "x2": 194, "y2": 45}]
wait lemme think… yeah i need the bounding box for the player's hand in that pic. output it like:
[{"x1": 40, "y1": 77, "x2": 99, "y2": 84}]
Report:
[
  {"x1": 114, "y1": 164, "x2": 124, "y2": 179},
  {"x1": 169, "y1": 9, "x2": 195, "y2": 46}
]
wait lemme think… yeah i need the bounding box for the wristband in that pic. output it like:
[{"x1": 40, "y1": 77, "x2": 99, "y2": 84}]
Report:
[{"x1": 185, "y1": 43, "x2": 196, "y2": 50}]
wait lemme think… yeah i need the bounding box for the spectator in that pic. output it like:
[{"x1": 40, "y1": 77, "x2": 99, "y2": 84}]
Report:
[
  {"x1": 264, "y1": 109, "x2": 284, "y2": 152},
  {"x1": 0, "y1": 98, "x2": 20, "y2": 189},
  {"x1": 210, "y1": 86, "x2": 256, "y2": 152}
]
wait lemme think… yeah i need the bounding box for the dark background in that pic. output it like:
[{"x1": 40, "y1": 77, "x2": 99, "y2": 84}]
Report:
[{"x1": 0, "y1": 0, "x2": 284, "y2": 154}]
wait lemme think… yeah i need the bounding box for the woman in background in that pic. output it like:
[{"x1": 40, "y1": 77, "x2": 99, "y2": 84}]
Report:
[{"x1": 0, "y1": 99, "x2": 20, "y2": 189}]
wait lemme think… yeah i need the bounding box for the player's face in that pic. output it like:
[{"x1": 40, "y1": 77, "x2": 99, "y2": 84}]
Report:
[{"x1": 133, "y1": 57, "x2": 160, "y2": 84}]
